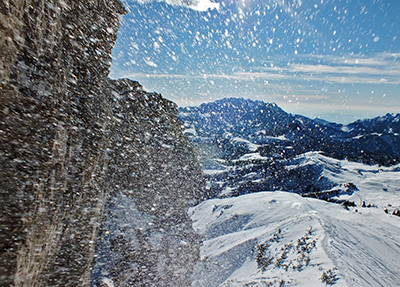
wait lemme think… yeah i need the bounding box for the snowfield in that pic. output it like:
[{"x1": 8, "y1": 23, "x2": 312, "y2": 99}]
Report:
[
  {"x1": 189, "y1": 154, "x2": 400, "y2": 287},
  {"x1": 292, "y1": 152, "x2": 400, "y2": 210}
]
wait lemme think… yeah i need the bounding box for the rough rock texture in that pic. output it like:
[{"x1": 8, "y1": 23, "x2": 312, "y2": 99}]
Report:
[
  {"x1": 92, "y1": 79, "x2": 205, "y2": 286},
  {"x1": 0, "y1": 1, "x2": 204, "y2": 286},
  {"x1": 0, "y1": 1, "x2": 125, "y2": 286}
]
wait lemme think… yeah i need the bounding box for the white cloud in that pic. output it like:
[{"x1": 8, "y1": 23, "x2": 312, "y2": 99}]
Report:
[
  {"x1": 116, "y1": 50, "x2": 400, "y2": 86},
  {"x1": 289, "y1": 63, "x2": 400, "y2": 77},
  {"x1": 121, "y1": 72, "x2": 187, "y2": 78},
  {"x1": 125, "y1": 0, "x2": 219, "y2": 11},
  {"x1": 117, "y1": 67, "x2": 400, "y2": 85}
]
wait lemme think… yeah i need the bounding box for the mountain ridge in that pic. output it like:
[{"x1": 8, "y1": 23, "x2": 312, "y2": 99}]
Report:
[
  {"x1": 179, "y1": 97, "x2": 400, "y2": 167},
  {"x1": 184, "y1": 100, "x2": 400, "y2": 286}
]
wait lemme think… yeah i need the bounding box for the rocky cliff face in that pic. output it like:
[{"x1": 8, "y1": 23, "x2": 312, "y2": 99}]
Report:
[
  {"x1": 0, "y1": 1, "x2": 125, "y2": 286},
  {"x1": 92, "y1": 79, "x2": 204, "y2": 286},
  {"x1": 0, "y1": 2, "x2": 204, "y2": 286}
]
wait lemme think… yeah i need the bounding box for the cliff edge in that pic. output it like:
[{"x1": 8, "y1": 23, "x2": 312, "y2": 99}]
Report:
[{"x1": 0, "y1": 1, "x2": 204, "y2": 286}]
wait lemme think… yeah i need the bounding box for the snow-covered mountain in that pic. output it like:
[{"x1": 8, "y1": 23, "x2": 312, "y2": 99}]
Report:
[
  {"x1": 190, "y1": 189, "x2": 400, "y2": 286},
  {"x1": 179, "y1": 97, "x2": 400, "y2": 199},
  {"x1": 189, "y1": 153, "x2": 400, "y2": 287},
  {"x1": 179, "y1": 98, "x2": 400, "y2": 167},
  {"x1": 180, "y1": 98, "x2": 400, "y2": 286}
]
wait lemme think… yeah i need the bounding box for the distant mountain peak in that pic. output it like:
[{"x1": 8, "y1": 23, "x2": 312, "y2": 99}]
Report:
[
  {"x1": 179, "y1": 97, "x2": 400, "y2": 166},
  {"x1": 181, "y1": 97, "x2": 286, "y2": 116}
]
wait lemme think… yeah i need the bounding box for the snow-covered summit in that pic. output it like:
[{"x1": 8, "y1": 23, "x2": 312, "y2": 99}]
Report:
[
  {"x1": 190, "y1": 152, "x2": 400, "y2": 286},
  {"x1": 183, "y1": 99, "x2": 400, "y2": 286},
  {"x1": 190, "y1": 189, "x2": 400, "y2": 286},
  {"x1": 179, "y1": 97, "x2": 400, "y2": 166}
]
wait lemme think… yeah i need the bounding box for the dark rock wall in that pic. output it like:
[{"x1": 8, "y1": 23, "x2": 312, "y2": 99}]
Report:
[
  {"x1": 0, "y1": 1, "x2": 125, "y2": 286},
  {"x1": 92, "y1": 79, "x2": 204, "y2": 286},
  {"x1": 1, "y1": 1, "x2": 204, "y2": 287}
]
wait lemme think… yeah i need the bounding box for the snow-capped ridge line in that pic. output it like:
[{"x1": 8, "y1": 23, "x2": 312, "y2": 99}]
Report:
[
  {"x1": 190, "y1": 191, "x2": 400, "y2": 286},
  {"x1": 179, "y1": 97, "x2": 400, "y2": 167}
]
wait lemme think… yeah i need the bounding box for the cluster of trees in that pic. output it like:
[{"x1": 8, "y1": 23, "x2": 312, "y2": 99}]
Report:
[{"x1": 255, "y1": 227, "x2": 317, "y2": 273}]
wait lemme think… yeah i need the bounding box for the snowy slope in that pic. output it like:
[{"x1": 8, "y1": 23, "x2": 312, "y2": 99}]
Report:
[
  {"x1": 189, "y1": 153, "x2": 400, "y2": 286},
  {"x1": 189, "y1": 191, "x2": 400, "y2": 287},
  {"x1": 201, "y1": 150, "x2": 400, "y2": 205},
  {"x1": 299, "y1": 152, "x2": 400, "y2": 210},
  {"x1": 182, "y1": 99, "x2": 400, "y2": 286}
]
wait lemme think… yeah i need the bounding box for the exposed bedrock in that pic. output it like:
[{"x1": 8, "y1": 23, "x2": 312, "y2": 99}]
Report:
[{"x1": 0, "y1": 1, "x2": 204, "y2": 286}]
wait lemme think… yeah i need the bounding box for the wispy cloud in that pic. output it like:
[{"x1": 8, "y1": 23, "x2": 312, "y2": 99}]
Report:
[
  {"x1": 289, "y1": 64, "x2": 400, "y2": 76},
  {"x1": 121, "y1": 72, "x2": 188, "y2": 79},
  {"x1": 117, "y1": 52, "x2": 400, "y2": 85},
  {"x1": 123, "y1": 0, "x2": 219, "y2": 11}
]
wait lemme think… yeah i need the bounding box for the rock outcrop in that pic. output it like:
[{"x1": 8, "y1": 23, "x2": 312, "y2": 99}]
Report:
[
  {"x1": 0, "y1": 1, "x2": 204, "y2": 286},
  {"x1": 0, "y1": 1, "x2": 125, "y2": 286},
  {"x1": 92, "y1": 79, "x2": 204, "y2": 286}
]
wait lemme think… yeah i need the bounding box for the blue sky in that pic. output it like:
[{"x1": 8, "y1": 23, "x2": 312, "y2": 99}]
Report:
[{"x1": 110, "y1": 0, "x2": 400, "y2": 123}]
